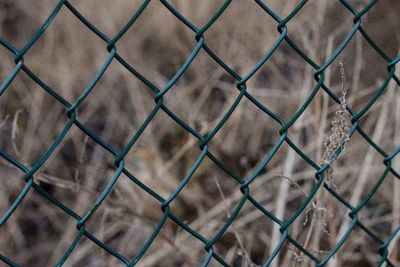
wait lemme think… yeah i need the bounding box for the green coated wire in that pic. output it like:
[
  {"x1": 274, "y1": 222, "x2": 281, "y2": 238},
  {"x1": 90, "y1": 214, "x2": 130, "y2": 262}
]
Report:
[{"x1": 0, "y1": 0, "x2": 398, "y2": 266}]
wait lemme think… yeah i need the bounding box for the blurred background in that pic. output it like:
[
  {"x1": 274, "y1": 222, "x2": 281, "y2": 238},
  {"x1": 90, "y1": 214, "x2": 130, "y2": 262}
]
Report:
[{"x1": 0, "y1": 0, "x2": 399, "y2": 266}]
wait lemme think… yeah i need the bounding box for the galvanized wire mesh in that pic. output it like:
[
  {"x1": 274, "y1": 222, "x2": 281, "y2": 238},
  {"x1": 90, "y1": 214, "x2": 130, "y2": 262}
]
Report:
[{"x1": 0, "y1": 0, "x2": 399, "y2": 266}]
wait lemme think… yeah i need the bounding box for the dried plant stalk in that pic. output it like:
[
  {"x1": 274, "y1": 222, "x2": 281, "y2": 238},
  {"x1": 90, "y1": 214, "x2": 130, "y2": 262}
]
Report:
[
  {"x1": 322, "y1": 61, "x2": 352, "y2": 185},
  {"x1": 298, "y1": 62, "x2": 352, "y2": 263}
]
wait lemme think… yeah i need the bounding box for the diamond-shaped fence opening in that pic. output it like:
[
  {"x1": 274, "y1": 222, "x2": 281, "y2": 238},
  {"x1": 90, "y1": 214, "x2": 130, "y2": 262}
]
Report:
[{"x1": 0, "y1": 1, "x2": 399, "y2": 266}]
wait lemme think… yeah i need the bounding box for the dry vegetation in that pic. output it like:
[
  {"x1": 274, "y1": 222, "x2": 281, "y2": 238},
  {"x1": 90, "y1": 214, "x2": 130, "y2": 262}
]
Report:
[{"x1": 0, "y1": 0, "x2": 399, "y2": 266}]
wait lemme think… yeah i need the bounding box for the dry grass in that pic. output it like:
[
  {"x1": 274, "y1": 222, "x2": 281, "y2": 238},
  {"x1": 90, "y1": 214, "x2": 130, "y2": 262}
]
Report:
[{"x1": 0, "y1": 0, "x2": 399, "y2": 266}]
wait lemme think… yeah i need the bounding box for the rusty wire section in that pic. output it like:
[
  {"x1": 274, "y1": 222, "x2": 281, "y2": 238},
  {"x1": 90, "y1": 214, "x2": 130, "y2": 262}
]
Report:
[{"x1": 0, "y1": 0, "x2": 399, "y2": 266}]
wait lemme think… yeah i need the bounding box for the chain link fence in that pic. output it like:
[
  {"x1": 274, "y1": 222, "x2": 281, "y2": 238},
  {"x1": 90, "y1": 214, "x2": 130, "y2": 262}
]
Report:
[{"x1": 0, "y1": 0, "x2": 399, "y2": 266}]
